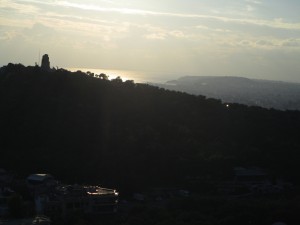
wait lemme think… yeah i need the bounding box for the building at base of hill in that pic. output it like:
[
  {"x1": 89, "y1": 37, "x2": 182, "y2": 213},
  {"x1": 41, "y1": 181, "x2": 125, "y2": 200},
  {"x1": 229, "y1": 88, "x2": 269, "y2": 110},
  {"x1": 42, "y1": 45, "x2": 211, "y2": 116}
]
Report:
[
  {"x1": 36, "y1": 184, "x2": 118, "y2": 220},
  {"x1": 26, "y1": 174, "x2": 118, "y2": 220}
]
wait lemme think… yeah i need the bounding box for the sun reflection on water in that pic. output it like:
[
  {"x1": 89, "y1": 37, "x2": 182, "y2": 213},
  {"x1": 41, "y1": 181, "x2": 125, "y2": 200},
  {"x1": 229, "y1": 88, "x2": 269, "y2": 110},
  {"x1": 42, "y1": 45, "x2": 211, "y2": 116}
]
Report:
[{"x1": 67, "y1": 67, "x2": 176, "y2": 84}]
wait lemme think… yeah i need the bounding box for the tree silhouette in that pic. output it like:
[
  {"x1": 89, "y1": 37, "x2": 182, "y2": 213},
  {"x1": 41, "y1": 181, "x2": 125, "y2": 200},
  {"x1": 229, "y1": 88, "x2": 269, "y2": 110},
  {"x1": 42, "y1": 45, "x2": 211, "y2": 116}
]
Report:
[{"x1": 99, "y1": 73, "x2": 109, "y2": 80}]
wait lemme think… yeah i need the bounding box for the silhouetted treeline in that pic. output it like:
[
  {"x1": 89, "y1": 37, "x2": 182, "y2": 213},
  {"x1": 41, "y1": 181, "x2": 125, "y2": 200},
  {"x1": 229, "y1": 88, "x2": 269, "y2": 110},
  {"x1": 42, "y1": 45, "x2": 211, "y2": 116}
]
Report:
[{"x1": 1, "y1": 63, "x2": 300, "y2": 191}]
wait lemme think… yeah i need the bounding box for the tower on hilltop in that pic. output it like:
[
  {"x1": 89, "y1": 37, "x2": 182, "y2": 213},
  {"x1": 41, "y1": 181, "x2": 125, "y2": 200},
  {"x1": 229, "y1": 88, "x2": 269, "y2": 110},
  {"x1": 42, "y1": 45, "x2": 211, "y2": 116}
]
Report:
[{"x1": 41, "y1": 54, "x2": 50, "y2": 71}]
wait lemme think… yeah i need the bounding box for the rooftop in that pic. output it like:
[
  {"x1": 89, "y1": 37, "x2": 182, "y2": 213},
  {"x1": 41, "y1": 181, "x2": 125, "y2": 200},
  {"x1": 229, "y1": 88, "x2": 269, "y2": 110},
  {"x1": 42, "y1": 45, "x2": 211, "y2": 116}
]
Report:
[
  {"x1": 55, "y1": 185, "x2": 118, "y2": 197},
  {"x1": 27, "y1": 174, "x2": 53, "y2": 182}
]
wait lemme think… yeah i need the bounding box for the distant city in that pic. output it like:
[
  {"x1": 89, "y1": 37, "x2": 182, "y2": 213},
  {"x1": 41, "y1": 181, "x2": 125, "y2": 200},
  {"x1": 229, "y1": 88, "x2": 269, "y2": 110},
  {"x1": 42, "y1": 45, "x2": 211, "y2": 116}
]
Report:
[{"x1": 155, "y1": 76, "x2": 300, "y2": 111}]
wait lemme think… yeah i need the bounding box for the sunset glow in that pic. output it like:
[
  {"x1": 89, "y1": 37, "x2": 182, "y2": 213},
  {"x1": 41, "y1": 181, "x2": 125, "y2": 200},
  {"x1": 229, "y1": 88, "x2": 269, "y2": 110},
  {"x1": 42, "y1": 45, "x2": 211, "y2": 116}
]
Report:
[{"x1": 1, "y1": 0, "x2": 300, "y2": 82}]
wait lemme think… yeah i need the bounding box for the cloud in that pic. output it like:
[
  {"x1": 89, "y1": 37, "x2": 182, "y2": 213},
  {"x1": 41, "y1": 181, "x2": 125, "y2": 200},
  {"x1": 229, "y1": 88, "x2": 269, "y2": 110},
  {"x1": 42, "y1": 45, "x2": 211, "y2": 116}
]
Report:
[
  {"x1": 2, "y1": 0, "x2": 299, "y2": 53},
  {"x1": 282, "y1": 38, "x2": 300, "y2": 47},
  {"x1": 0, "y1": 0, "x2": 39, "y2": 14},
  {"x1": 246, "y1": 5, "x2": 254, "y2": 12},
  {"x1": 169, "y1": 30, "x2": 188, "y2": 38},
  {"x1": 46, "y1": 1, "x2": 300, "y2": 31},
  {"x1": 255, "y1": 39, "x2": 276, "y2": 47},
  {"x1": 0, "y1": 17, "x2": 34, "y2": 27},
  {"x1": 229, "y1": 37, "x2": 300, "y2": 50},
  {"x1": 196, "y1": 25, "x2": 232, "y2": 33},
  {"x1": 4, "y1": 0, "x2": 300, "y2": 32},
  {"x1": 144, "y1": 30, "x2": 187, "y2": 40},
  {"x1": 245, "y1": 0, "x2": 262, "y2": 4},
  {"x1": 0, "y1": 30, "x2": 20, "y2": 41},
  {"x1": 145, "y1": 33, "x2": 166, "y2": 40}
]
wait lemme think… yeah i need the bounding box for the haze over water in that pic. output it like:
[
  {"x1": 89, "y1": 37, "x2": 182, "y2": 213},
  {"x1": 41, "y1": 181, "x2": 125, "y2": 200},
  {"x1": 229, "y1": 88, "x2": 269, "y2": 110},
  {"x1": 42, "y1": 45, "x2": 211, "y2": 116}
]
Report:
[{"x1": 68, "y1": 68, "x2": 178, "y2": 84}]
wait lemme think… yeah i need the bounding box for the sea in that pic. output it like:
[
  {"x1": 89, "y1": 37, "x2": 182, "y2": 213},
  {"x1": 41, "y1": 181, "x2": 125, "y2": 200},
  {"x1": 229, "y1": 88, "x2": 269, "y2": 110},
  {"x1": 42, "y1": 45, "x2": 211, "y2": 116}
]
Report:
[{"x1": 67, "y1": 67, "x2": 180, "y2": 84}]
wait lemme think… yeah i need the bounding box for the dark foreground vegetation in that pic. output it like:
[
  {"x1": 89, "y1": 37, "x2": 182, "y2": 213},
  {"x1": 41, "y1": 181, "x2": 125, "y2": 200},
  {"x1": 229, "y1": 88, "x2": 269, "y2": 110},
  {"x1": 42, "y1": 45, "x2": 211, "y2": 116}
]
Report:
[{"x1": 1, "y1": 63, "x2": 300, "y2": 224}]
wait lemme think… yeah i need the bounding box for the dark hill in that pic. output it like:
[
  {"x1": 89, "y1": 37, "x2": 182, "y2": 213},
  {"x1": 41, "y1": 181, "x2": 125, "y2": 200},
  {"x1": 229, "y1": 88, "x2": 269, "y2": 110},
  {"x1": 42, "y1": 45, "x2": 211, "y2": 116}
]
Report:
[{"x1": 1, "y1": 64, "x2": 300, "y2": 191}]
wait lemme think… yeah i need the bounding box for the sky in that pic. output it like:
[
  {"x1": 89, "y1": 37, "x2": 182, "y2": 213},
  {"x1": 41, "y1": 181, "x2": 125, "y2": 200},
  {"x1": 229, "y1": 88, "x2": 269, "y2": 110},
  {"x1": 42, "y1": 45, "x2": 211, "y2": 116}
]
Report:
[{"x1": 1, "y1": 0, "x2": 300, "y2": 82}]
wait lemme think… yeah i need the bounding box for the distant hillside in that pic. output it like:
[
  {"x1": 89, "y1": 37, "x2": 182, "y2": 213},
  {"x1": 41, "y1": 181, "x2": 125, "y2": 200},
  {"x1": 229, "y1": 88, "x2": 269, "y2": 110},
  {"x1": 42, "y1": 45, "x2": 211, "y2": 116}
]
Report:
[
  {"x1": 156, "y1": 76, "x2": 300, "y2": 111},
  {"x1": 1, "y1": 64, "x2": 300, "y2": 191}
]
